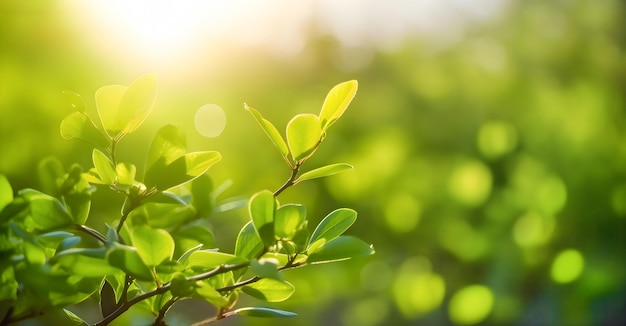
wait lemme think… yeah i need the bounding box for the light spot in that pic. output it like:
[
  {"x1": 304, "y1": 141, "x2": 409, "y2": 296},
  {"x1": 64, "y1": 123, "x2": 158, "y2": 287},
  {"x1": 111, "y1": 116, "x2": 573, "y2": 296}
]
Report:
[
  {"x1": 448, "y1": 159, "x2": 492, "y2": 207},
  {"x1": 512, "y1": 211, "x2": 555, "y2": 247},
  {"x1": 448, "y1": 285, "x2": 494, "y2": 325},
  {"x1": 384, "y1": 193, "x2": 422, "y2": 233},
  {"x1": 393, "y1": 257, "x2": 446, "y2": 318},
  {"x1": 551, "y1": 249, "x2": 584, "y2": 284},
  {"x1": 194, "y1": 104, "x2": 226, "y2": 138},
  {"x1": 477, "y1": 121, "x2": 517, "y2": 159}
]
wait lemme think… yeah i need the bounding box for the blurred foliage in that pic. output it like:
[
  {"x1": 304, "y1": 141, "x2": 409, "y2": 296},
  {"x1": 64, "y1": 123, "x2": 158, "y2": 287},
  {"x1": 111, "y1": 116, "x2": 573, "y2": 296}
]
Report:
[{"x1": 1, "y1": 0, "x2": 625, "y2": 325}]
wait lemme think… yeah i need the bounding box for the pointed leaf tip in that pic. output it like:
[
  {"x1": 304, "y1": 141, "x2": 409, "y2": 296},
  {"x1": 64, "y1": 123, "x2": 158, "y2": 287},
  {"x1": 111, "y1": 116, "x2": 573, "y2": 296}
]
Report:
[{"x1": 319, "y1": 80, "x2": 358, "y2": 132}]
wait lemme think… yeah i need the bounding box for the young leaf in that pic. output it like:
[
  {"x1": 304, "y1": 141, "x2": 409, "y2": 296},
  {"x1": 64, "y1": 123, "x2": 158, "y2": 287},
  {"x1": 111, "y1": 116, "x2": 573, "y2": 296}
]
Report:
[
  {"x1": 92, "y1": 149, "x2": 117, "y2": 185},
  {"x1": 37, "y1": 157, "x2": 64, "y2": 196},
  {"x1": 232, "y1": 307, "x2": 297, "y2": 318},
  {"x1": 250, "y1": 258, "x2": 284, "y2": 281},
  {"x1": 295, "y1": 163, "x2": 353, "y2": 184},
  {"x1": 63, "y1": 192, "x2": 91, "y2": 225},
  {"x1": 274, "y1": 204, "x2": 306, "y2": 240},
  {"x1": 242, "y1": 278, "x2": 295, "y2": 302},
  {"x1": 194, "y1": 281, "x2": 229, "y2": 307},
  {"x1": 245, "y1": 104, "x2": 290, "y2": 159},
  {"x1": 129, "y1": 202, "x2": 196, "y2": 229},
  {"x1": 0, "y1": 174, "x2": 12, "y2": 211},
  {"x1": 130, "y1": 225, "x2": 175, "y2": 266},
  {"x1": 286, "y1": 114, "x2": 322, "y2": 162},
  {"x1": 249, "y1": 190, "x2": 276, "y2": 247},
  {"x1": 55, "y1": 251, "x2": 119, "y2": 277},
  {"x1": 115, "y1": 163, "x2": 136, "y2": 187},
  {"x1": 177, "y1": 243, "x2": 203, "y2": 265},
  {"x1": 307, "y1": 236, "x2": 374, "y2": 264},
  {"x1": 235, "y1": 221, "x2": 264, "y2": 259},
  {"x1": 319, "y1": 80, "x2": 358, "y2": 133},
  {"x1": 308, "y1": 208, "x2": 357, "y2": 247},
  {"x1": 144, "y1": 125, "x2": 221, "y2": 190},
  {"x1": 95, "y1": 74, "x2": 157, "y2": 138},
  {"x1": 60, "y1": 112, "x2": 109, "y2": 148},
  {"x1": 107, "y1": 244, "x2": 154, "y2": 281}
]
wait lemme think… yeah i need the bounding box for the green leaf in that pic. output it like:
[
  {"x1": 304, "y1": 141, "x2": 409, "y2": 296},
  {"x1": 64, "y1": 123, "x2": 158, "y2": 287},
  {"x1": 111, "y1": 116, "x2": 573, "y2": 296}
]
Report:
[
  {"x1": 232, "y1": 307, "x2": 297, "y2": 318},
  {"x1": 245, "y1": 104, "x2": 290, "y2": 159},
  {"x1": 194, "y1": 281, "x2": 229, "y2": 307},
  {"x1": 319, "y1": 80, "x2": 358, "y2": 133},
  {"x1": 129, "y1": 202, "x2": 196, "y2": 229},
  {"x1": 241, "y1": 278, "x2": 295, "y2": 302},
  {"x1": 64, "y1": 192, "x2": 91, "y2": 225},
  {"x1": 307, "y1": 236, "x2": 374, "y2": 264},
  {"x1": 144, "y1": 125, "x2": 221, "y2": 190},
  {"x1": 250, "y1": 258, "x2": 284, "y2": 281},
  {"x1": 170, "y1": 272, "x2": 194, "y2": 297},
  {"x1": 0, "y1": 174, "x2": 12, "y2": 211},
  {"x1": 191, "y1": 174, "x2": 213, "y2": 216},
  {"x1": 296, "y1": 163, "x2": 353, "y2": 183},
  {"x1": 249, "y1": 190, "x2": 276, "y2": 247},
  {"x1": 274, "y1": 204, "x2": 306, "y2": 240},
  {"x1": 55, "y1": 250, "x2": 119, "y2": 277},
  {"x1": 107, "y1": 244, "x2": 153, "y2": 281},
  {"x1": 286, "y1": 114, "x2": 321, "y2": 162},
  {"x1": 115, "y1": 163, "x2": 136, "y2": 187},
  {"x1": 92, "y1": 149, "x2": 116, "y2": 185},
  {"x1": 235, "y1": 221, "x2": 264, "y2": 259},
  {"x1": 96, "y1": 74, "x2": 157, "y2": 138},
  {"x1": 186, "y1": 251, "x2": 246, "y2": 271},
  {"x1": 308, "y1": 208, "x2": 357, "y2": 248},
  {"x1": 99, "y1": 280, "x2": 118, "y2": 319},
  {"x1": 131, "y1": 225, "x2": 175, "y2": 266},
  {"x1": 62, "y1": 90, "x2": 86, "y2": 113},
  {"x1": 173, "y1": 224, "x2": 215, "y2": 254},
  {"x1": 21, "y1": 190, "x2": 73, "y2": 230},
  {"x1": 177, "y1": 243, "x2": 203, "y2": 265},
  {"x1": 60, "y1": 112, "x2": 109, "y2": 148}
]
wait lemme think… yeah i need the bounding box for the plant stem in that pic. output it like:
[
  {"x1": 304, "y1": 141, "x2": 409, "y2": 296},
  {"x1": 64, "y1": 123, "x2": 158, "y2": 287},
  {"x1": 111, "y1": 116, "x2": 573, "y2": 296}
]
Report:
[
  {"x1": 75, "y1": 224, "x2": 106, "y2": 243},
  {"x1": 274, "y1": 162, "x2": 301, "y2": 196},
  {"x1": 153, "y1": 297, "x2": 179, "y2": 326}
]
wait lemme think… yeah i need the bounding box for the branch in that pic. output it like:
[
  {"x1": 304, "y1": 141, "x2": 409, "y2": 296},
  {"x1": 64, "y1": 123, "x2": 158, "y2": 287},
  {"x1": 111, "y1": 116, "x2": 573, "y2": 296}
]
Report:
[
  {"x1": 75, "y1": 224, "x2": 106, "y2": 244},
  {"x1": 274, "y1": 162, "x2": 301, "y2": 197}
]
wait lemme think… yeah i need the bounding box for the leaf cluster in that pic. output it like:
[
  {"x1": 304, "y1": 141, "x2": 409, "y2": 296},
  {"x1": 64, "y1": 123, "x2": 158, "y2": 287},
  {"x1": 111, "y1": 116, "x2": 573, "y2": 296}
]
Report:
[{"x1": 0, "y1": 76, "x2": 372, "y2": 325}]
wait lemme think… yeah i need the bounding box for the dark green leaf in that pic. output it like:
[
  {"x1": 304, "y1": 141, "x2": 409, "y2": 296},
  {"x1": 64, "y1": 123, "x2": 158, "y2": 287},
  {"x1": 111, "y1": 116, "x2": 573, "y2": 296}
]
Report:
[
  {"x1": 286, "y1": 114, "x2": 321, "y2": 162},
  {"x1": 242, "y1": 278, "x2": 295, "y2": 302},
  {"x1": 36, "y1": 157, "x2": 64, "y2": 196},
  {"x1": 99, "y1": 280, "x2": 119, "y2": 318},
  {"x1": 274, "y1": 204, "x2": 306, "y2": 240},
  {"x1": 309, "y1": 208, "x2": 357, "y2": 248},
  {"x1": 232, "y1": 307, "x2": 297, "y2": 318},
  {"x1": 191, "y1": 174, "x2": 213, "y2": 216},
  {"x1": 296, "y1": 163, "x2": 353, "y2": 183},
  {"x1": 64, "y1": 192, "x2": 91, "y2": 225},
  {"x1": 307, "y1": 236, "x2": 374, "y2": 264},
  {"x1": 249, "y1": 190, "x2": 275, "y2": 247}
]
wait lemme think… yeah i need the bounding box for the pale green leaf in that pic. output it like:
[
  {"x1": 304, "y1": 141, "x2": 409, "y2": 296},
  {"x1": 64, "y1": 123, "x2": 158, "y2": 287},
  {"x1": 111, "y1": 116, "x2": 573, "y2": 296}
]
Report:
[
  {"x1": 115, "y1": 163, "x2": 136, "y2": 187},
  {"x1": 95, "y1": 84, "x2": 126, "y2": 137},
  {"x1": 241, "y1": 278, "x2": 295, "y2": 302},
  {"x1": 145, "y1": 124, "x2": 187, "y2": 173},
  {"x1": 274, "y1": 204, "x2": 306, "y2": 240},
  {"x1": 286, "y1": 114, "x2": 321, "y2": 162},
  {"x1": 60, "y1": 112, "x2": 110, "y2": 148},
  {"x1": 308, "y1": 208, "x2": 357, "y2": 247},
  {"x1": 250, "y1": 258, "x2": 283, "y2": 281},
  {"x1": 131, "y1": 225, "x2": 175, "y2": 266},
  {"x1": 186, "y1": 251, "x2": 246, "y2": 271},
  {"x1": 55, "y1": 252, "x2": 119, "y2": 277},
  {"x1": 249, "y1": 190, "x2": 276, "y2": 247},
  {"x1": 296, "y1": 163, "x2": 353, "y2": 183},
  {"x1": 62, "y1": 90, "x2": 86, "y2": 112},
  {"x1": 92, "y1": 149, "x2": 116, "y2": 185},
  {"x1": 307, "y1": 236, "x2": 374, "y2": 264},
  {"x1": 319, "y1": 80, "x2": 358, "y2": 132},
  {"x1": 245, "y1": 105, "x2": 289, "y2": 158},
  {"x1": 232, "y1": 307, "x2": 297, "y2": 318}
]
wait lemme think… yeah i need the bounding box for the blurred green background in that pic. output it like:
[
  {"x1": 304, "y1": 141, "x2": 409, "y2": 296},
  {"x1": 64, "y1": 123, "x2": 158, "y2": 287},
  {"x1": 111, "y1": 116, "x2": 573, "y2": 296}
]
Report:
[{"x1": 1, "y1": 0, "x2": 625, "y2": 325}]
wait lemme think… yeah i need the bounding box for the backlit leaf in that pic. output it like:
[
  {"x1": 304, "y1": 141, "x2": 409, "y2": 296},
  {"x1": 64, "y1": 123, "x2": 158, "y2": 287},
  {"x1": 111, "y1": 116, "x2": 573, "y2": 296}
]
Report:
[
  {"x1": 309, "y1": 208, "x2": 357, "y2": 247},
  {"x1": 296, "y1": 163, "x2": 353, "y2": 183},
  {"x1": 62, "y1": 90, "x2": 86, "y2": 113},
  {"x1": 250, "y1": 258, "x2": 283, "y2": 281},
  {"x1": 21, "y1": 189, "x2": 73, "y2": 230},
  {"x1": 107, "y1": 244, "x2": 153, "y2": 281},
  {"x1": 60, "y1": 112, "x2": 109, "y2": 148},
  {"x1": 274, "y1": 204, "x2": 306, "y2": 240},
  {"x1": 241, "y1": 278, "x2": 295, "y2": 302},
  {"x1": 249, "y1": 190, "x2": 276, "y2": 247},
  {"x1": 286, "y1": 114, "x2": 321, "y2": 162},
  {"x1": 319, "y1": 80, "x2": 358, "y2": 133},
  {"x1": 186, "y1": 251, "x2": 246, "y2": 271},
  {"x1": 245, "y1": 105, "x2": 290, "y2": 159},
  {"x1": 235, "y1": 221, "x2": 264, "y2": 259},
  {"x1": 131, "y1": 225, "x2": 175, "y2": 266},
  {"x1": 92, "y1": 149, "x2": 116, "y2": 185},
  {"x1": 307, "y1": 236, "x2": 374, "y2": 264},
  {"x1": 0, "y1": 174, "x2": 12, "y2": 211}
]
